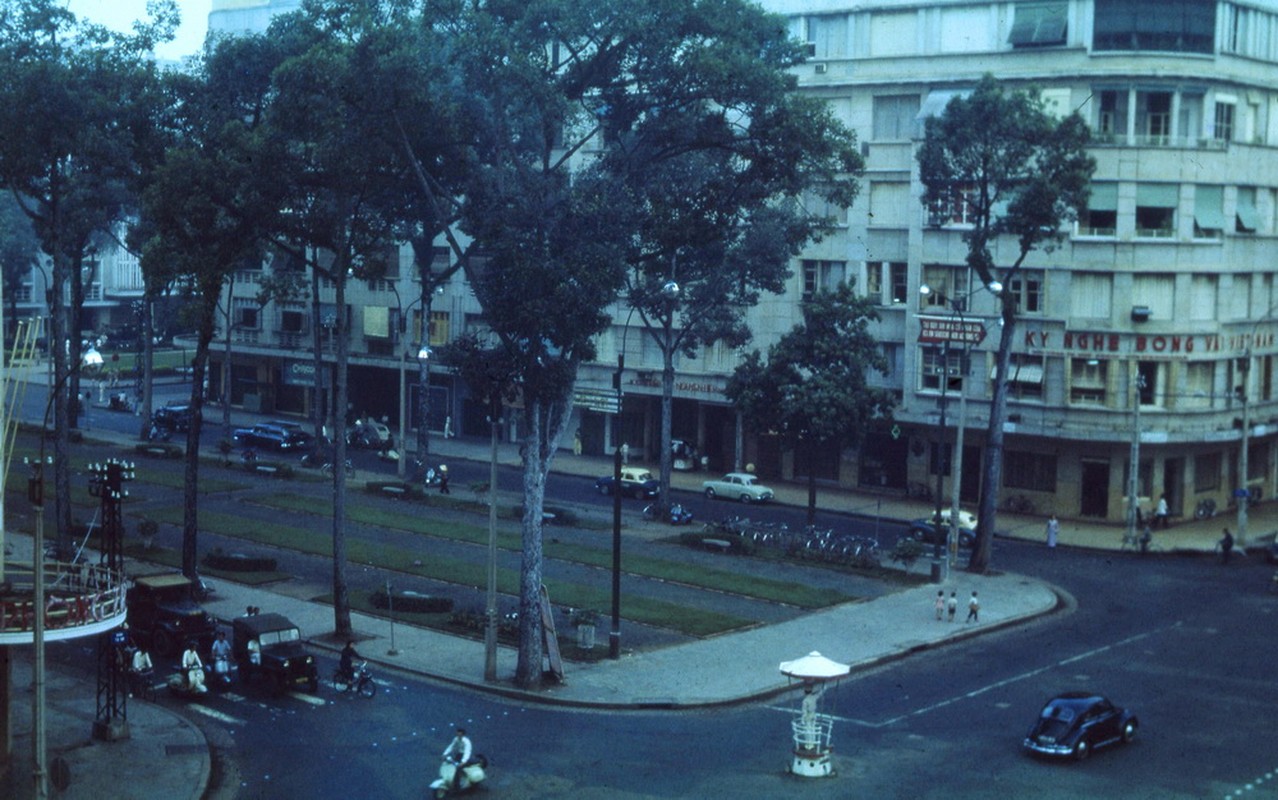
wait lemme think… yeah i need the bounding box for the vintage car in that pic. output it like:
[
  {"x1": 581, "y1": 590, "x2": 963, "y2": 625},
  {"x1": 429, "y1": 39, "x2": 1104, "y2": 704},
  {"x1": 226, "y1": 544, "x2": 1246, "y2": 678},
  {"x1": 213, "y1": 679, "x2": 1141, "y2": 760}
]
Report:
[
  {"x1": 1023, "y1": 692, "x2": 1138, "y2": 761},
  {"x1": 594, "y1": 466, "x2": 661, "y2": 499},
  {"x1": 126, "y1": 573, "x2": 219, "y2": 657},
  {"x1": 702, "y1": 472, "x2": 774, "y2": 503},
  {"x1": 152, "y1": 403, "x2": 193, "y2": 432},
  {"x1": 232, "y1": 422, "x2": 313, "y2": 452},
  {"x1": 232, "y1": 612, "x2": 319, "y2": 694}
]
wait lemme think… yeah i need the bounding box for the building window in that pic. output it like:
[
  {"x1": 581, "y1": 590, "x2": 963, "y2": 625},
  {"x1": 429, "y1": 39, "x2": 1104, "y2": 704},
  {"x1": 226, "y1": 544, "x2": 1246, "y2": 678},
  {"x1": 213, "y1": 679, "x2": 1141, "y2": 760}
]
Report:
[
  {"x1": 920, "y1": 265, "x2": 961, "y2": 309},
  {"x1": 1136, "y1": 91, "x2": 1172, "y2": 145},
  {"x1": 1193, "y1": 185, "x2": 1225, "y2": 240},
  {"x1": 1008, "y1": 272, "x2": 1043, "y2": 314},
  {"x1": 889, "y1": 262, "x2": 908, "y2": 304},
  {"x1": 864, "y1": 262, "x2": 883, "y2": 301},
  {"x1": 1137, "y1": 361, "x2": 1160, "y2": 406},
  {"x1": 1004, "y1": 449, "x2": 1057, "y2": 492},
  {"x1": 1095, "y1": 90, "x2": 1127, "y2": 142},
  {"x1": 802, "y1": 259, "x2": 845, "y2": 298},
  {"x1": 1008, "y1": 2, "x2": 1067, "y2": 48},
  {"x1": 1214, "y1": 102, "x2": 1235, "y2": 142},
  {"x1": 233, "y1": 301, "x2": 259, "y2": 330},
  {"x1": 920, "y1": 346, "x2": 966, "y2": 393},
  {"x1": 428, "y1": 311, "x2": 449, "y2": 346},
  {"x1": 872, "y1": 95, "x2": 920, "y2": 141},
  {"x1": 1195, "y1": 453, "x2": 1222, "y2": 493},
  {"x1": 1070, "y1": 272, "x2": 1113, "y2": 319},
  {"x1": 927, "y1": 184, "x2": 978, "y2": 227},
  {"x1": 279, "y1": 308, "x2": 307, "y2": 334},
  {"x1": 1070, "y1": 358, "x2": 1108, "y2": 405},
  {"x1": 1184, "y1": 362, "x2": 1215, "y2": 409},
  {"x1": 806, "y1": 14, "x2": 848, "y2": 59},
  {"x1": 1080, "y1": 183, "x2": 1117, "y2": 235},
  {"x1": 1093, "y1": 0, "x2": 1215, "y2": 54},
  {"x1": 1135, "y1": 184, "x2": 1177, "y2": 237}
]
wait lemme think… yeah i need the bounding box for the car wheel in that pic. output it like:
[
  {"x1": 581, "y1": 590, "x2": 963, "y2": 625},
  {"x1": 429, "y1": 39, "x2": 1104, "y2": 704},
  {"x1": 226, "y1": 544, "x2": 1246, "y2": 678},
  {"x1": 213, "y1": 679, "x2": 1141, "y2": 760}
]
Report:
[
  {"x1": 1072, "y1": 739, "x2": 1090, "y2": 761},
  {"x1": 1121, "y1": 721, "x2": 1137, "y2": 743},
  {"x1": 738, "y1": 494, "x2": 753, "y2": 503},
  {"x1": 704, "y1": 488, "x2": 716, "y2": 499},
  {"x1": 597, "y1": 484, "x2": 610, "y2": 496}
]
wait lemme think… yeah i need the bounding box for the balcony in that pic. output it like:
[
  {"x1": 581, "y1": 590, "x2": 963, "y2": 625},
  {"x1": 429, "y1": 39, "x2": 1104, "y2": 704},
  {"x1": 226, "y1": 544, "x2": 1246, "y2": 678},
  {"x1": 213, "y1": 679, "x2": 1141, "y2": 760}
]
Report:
[{"x1": 0, "y1": 561, "x2": 128, "y2": 645}]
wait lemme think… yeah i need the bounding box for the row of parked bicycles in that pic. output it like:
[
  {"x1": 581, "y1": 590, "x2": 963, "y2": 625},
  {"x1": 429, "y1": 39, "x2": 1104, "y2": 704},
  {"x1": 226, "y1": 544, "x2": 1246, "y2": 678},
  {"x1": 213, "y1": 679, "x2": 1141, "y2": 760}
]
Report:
[{"x1": 700, "y1": 515, "x2": 884, "y2": 569}]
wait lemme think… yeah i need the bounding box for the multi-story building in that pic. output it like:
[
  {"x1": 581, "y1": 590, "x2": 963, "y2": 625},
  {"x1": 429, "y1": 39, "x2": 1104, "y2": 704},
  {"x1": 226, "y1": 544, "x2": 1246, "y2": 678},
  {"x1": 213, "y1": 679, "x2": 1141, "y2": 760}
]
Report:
[
  {"x1": 677, "y1": 0, "x2": 1278, "y2": 527},
  {"x1": 141, "y1": 1, "x2": 1278, "y2": 527}
]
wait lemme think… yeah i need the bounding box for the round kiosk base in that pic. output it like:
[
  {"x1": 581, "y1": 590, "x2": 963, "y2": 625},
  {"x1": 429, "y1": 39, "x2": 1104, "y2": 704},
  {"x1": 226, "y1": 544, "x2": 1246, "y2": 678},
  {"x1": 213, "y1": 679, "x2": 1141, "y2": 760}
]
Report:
[{"x1": 790, "y1": 749, "x2": 833, "y2": 777}]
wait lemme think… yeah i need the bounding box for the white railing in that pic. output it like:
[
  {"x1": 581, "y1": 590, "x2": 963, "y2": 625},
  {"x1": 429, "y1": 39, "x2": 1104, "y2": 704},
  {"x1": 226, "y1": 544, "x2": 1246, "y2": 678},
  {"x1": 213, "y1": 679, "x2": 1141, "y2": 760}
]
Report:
[{"x1": 0, "y1": 562, "x2": 128, "y2": 644}]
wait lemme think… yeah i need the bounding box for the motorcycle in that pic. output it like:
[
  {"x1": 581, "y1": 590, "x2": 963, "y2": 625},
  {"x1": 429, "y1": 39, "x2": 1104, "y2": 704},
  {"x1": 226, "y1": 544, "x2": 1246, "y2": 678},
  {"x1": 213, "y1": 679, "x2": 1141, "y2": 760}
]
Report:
[
  {"x1": 207, "y1": 653, "x2": 236, "y2": 690},
  {"x1": 643, "y1": 502, "x2": 694, "y2": 526},
  {"x1": 166, "y1": 664, "x2": 210, "y2": 697},
  {"x1": 429, "y1": 755, "x2": 487, "y2": 798},
  {"x1": 422, "y1": 465, "x2": 446, "y2": 488},
  {"x1": 332, "y1": 660, "x2": 377, "y2": 698}
]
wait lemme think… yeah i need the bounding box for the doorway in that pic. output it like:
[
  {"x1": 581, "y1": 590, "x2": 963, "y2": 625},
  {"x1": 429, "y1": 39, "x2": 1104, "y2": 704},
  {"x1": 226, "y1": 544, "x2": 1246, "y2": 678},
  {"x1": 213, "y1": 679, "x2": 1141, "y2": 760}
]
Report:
[{"x1": 1080, "y1": 459, "x2": 1111, "y2": 518}]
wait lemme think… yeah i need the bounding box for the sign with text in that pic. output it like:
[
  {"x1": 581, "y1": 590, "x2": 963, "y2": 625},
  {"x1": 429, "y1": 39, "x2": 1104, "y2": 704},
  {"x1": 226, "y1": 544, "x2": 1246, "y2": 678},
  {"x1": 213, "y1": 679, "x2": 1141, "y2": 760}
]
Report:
[{"x1": 918, "y1": 316, "x2": 987, "y2": 345}]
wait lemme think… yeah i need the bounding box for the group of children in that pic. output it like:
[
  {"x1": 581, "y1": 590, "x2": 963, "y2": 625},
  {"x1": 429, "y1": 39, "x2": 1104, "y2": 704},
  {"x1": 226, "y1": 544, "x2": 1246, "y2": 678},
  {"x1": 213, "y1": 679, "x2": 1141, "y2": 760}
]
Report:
[{"x1": 934, "y1": 589, "x2": 980, "y2": 623}]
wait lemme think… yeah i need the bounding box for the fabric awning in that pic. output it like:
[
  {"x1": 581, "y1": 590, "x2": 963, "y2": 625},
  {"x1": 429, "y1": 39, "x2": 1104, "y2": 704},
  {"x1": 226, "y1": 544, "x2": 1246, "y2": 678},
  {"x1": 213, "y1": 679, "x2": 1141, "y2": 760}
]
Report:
[
  {"x1": 1237, "y1": 194, "x2": 1261, "y2": 232},
  {"x1": 1008, "y1": 2, "x2": 1067, "y2": 46},
  {"x1": 991, "y1": 363, "x2": 1044, "y2": 384},
  {"x1": 1194, "y1": 185, "x2": 1224, "y2": 231},
  {"x1": 1136, "y1": 184, "x2": 1178, "y2": 208},
  {"x1": 1088, "y1": 183, "x2": 1118, "y2": 212}
]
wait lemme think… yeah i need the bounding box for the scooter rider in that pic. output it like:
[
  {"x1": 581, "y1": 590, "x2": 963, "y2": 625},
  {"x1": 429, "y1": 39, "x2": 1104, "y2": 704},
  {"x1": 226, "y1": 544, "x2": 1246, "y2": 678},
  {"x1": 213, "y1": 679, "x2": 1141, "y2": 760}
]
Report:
[
  {"x1": 339, "y1": 641, "x2": 361, "y2": 683},
  {"x1": 210, "y1": 631, "x2": 232, "y2": 682},
  {"x1": 181, "y1": 641, "x2": 207, "y2": 693},
  {"x1": 443, "y1": 727, "x2": 473, "y2": 789}
]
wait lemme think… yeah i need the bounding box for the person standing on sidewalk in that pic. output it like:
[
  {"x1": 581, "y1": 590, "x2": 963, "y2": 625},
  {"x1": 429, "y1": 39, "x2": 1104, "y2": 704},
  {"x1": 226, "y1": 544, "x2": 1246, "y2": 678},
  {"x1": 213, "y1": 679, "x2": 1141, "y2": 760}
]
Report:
[
  {"x1": 1045, "y1": 514, "x2": 1059, "y2": 548},
  {"x1": 934, "y1": 590, "x2": 945, "y2": 621},
  {"x1": 1218, "y1": 527, "x2": 1234, "y2": 563},
  {"x1": 1155, "y1": 494, "x2": 1170, "y2": 529},
  {"x1": 438, "y1": 465, "x2": 450, "y2": 495},
  {"x1": 965, "y1": 591, "x2": 980, "y2": 623},
  {"x1": 946, "y1": 590, "x2": 958, "y2": 622}
]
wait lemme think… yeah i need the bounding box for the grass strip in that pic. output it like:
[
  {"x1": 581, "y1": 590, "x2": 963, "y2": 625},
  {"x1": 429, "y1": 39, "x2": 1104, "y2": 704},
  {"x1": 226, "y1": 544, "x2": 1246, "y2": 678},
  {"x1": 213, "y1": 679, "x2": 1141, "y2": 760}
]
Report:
[
  {"x1": 253, "y1": 492, "x2": 852, "y2": 609},
  {"x1": 141, "y1": 506, "x2": 752, "y2": 637}
]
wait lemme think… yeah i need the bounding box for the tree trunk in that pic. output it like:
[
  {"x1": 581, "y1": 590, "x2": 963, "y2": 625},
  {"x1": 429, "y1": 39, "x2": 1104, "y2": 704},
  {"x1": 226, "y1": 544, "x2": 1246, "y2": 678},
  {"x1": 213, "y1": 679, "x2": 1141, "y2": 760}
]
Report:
[
  {"x1": 181, "y1": 299, "x2": 217, "y2": 579},
  {"x1": 806, "y1": 440, "x2": 818, "y2": 527},
  {"x1": 51, "y1": 245, "x2": 72, "y2": 551},
  {"x1": 310, "y1": 264, "x2": 326, "y2": 447},
  {"x1": 222, "y1": 276, "x2": 236, "y2": 441},
  {"x1": 970, "y1": 300, "x2": 1017, "y2": 573},
  {"x1": 415, "y1": 280, "x2": 432, "y2": 463},
  {"x1": 331, "y1": 263, "x2": 352, "y2": 639},
  {"x1": 658, "y1": 330, "x2": 675, "y2": 514}
]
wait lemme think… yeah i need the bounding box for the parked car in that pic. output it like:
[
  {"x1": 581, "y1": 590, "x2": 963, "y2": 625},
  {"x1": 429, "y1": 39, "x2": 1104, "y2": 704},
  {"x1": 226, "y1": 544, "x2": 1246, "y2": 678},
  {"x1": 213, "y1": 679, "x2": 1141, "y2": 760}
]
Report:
[
  {"x1": 908, "y1": 519, "x2": 977, "y2": 549},
  {"x1": 919, "y1": 508, "x2": 978, "y2": 532},
  {"x1": 152, "y1": 404, "x2": 192, "y2": 432},
  {"x1": 232, "y1": 422, "x2": 313, "y2": 452},
  {"x1": 594, "y1": 466, "x2": 661, "y2": 499},
  {"x1": 232, "y1": 612, "x2": 319, "y2": 694},
  {"x1": 126, "y1": 573, "x2": 219, "y2": 657},
  {"x1": 1022, "y1": 693, "x2": 1138, "y2": 761},
  {"x1": 702, "y1": 472, "x2": 774, "y2": 503}
]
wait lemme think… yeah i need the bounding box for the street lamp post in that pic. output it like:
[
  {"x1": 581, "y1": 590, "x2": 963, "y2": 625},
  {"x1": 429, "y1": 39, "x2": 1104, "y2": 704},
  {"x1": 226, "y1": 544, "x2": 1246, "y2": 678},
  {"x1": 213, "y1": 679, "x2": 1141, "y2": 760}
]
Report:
[
  {"x1": 610, "y1": 352, "x2": 624, "y2": 660},
  {"x1": 1127, "y1": 367, "x2": 1145, "y2": 545}
]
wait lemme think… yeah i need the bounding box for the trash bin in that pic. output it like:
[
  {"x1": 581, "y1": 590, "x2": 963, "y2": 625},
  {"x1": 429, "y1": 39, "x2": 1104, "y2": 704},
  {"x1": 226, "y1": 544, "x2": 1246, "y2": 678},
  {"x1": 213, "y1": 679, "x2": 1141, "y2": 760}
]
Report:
[{"x1": 930, "y1": 559, "x2": 943, "y2": 583}]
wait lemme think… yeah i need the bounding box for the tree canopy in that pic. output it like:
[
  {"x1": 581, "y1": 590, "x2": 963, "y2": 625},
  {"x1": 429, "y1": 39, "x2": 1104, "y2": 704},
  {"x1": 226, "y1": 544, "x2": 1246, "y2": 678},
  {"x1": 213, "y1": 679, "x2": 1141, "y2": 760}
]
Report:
[{"x1": 916, "y1": 74, "x2": 1095, "y2": 572}]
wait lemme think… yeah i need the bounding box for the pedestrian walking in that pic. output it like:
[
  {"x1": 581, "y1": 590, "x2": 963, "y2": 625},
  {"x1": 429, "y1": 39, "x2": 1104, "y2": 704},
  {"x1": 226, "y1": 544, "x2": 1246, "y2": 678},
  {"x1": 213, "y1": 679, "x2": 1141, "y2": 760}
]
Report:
[
  {"x1": 620, "y1": 442, "x2": 630, "y2": 465},
  {"x1": 965, "y1": 590, "x2": 980, "y2": 623},
  {"x1": 1155, "y1": 494, "x2": 1169, "y2": 529},
  {"x1": 934, "y1": 590, "x2": 945, "y2": 621},
  {"x1": 438, "y1": 465, "x2": 450, "y2": 495},
  {"x1": 573, "y1": 428, "x2": 583, "y2": 456},
  {"x1": 946, "y1": 590, "x2": 958, "y2": 622},
  {"x1": 1045, "y1": 514, "x2": 1059, "y2": 548},
  {"x1": 1218, "y1": 527, "x2": 1234, "y2": 563}
]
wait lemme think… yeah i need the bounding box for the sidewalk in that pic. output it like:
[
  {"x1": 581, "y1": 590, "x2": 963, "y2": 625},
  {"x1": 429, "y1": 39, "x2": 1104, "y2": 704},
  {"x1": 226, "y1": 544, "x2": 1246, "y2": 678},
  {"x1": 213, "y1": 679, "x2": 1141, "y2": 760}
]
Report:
[{"x1": 5, "y1": 403, "x2": 1276, "y2": 798}]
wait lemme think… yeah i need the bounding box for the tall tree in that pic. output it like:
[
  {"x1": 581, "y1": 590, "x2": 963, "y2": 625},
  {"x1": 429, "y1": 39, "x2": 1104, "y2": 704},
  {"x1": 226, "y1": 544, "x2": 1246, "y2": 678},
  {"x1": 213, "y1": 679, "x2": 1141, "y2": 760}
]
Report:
[
  {"x1": 0, "y1": 192, "x2": 39, "y2": 342},
  {"x1": 916, "y1": 74, "x2": 1094, "y2": 572},
  {"x1": 423, "y1": 0, "x2": 864, "y2": 688},
  {"x1": 726, "y1": 284, "x2": 895, "y2": 524},
  {"x1": 0, "y1": 0, "x2": 177, "y2": 544},
  {"x1": 133, "y1": 33, "x2": 284, "y2": 579}
]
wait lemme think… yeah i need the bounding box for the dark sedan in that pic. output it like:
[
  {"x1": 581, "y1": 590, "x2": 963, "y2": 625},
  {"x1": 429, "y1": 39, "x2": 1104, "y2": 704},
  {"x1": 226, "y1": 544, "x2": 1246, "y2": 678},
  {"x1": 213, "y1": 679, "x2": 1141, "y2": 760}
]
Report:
[
  {"x1": 232, "y1": 422, "x2": 313, "y2": 452},
  {"x1": 1023, "y1": 692, "x2": 1138, "y2": 760},
  {"x1": 152, "y1": 404, "x2": 192, "y2": 432},
  {"x1": 908, "y1": 519, "x2": 976, "y2": 549}
]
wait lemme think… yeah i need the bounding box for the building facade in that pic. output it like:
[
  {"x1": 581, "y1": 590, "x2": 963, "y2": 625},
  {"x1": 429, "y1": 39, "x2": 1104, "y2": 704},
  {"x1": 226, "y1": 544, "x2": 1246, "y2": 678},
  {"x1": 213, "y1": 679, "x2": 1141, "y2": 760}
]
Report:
[{"x1": 693, "y1": 0, "x2": 1278, "y2": 525}]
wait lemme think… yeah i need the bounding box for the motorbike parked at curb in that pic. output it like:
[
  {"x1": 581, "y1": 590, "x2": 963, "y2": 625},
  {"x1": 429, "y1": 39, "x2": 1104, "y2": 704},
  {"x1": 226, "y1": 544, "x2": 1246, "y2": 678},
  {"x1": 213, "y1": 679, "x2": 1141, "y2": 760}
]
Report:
[
  {"x1": 332, "y1": 660, "x2": 377, "y2": 698},
  {"x1": 429, "y1": 755, "x2": 487, "y2": 798},
  {"x1": 643, "y1": 502, "x2": 694, "y2": 525}
]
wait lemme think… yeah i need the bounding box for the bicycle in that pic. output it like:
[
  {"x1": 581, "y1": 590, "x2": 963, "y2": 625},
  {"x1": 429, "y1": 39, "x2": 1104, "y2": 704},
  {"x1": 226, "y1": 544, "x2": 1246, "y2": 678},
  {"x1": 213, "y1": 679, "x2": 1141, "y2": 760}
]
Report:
[
  {"x1": 321, "y1": 459, "x2": 355, "y2": 478},
  {"x1": 1194, "y1": 498, "x2": 1218, "y2": 519}
]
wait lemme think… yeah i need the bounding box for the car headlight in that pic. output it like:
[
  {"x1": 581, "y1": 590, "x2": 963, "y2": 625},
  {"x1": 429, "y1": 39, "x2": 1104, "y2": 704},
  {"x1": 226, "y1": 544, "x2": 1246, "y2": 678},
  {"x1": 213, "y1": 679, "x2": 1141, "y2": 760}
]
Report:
[{"x1": 282, "y1": 659, "x2": 290, "y2": 668}]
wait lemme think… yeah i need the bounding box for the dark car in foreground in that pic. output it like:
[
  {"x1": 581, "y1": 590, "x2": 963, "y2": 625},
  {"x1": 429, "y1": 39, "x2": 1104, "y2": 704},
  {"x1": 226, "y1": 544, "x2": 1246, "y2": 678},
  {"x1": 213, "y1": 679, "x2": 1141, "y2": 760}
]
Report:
[
  {"x1": 152, "y1": 403, "x2": 193, "y2": 432},
  {"x1": 126, "y1": 573, "x2": 219, "y2": 657},
  {"x1": 908, "y1": 520, "x2": 977, "y2": 549},
  {"x1": 1023, "y1": 692, "x2": 1138, "y2": 760},
  {"x1": 232, "y1": 612, "x2": 319, "y2": 694},
  {"x1": 232, "y1": 422, "x2": 313, "y2": 452}
]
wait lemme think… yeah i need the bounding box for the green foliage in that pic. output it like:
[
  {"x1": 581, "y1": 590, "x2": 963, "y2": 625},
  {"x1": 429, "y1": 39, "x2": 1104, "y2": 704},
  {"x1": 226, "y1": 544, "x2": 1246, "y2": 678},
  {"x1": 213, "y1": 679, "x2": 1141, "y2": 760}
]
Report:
[{"x1": 727, "y1": 283, "x2": 895, "y2": 448}]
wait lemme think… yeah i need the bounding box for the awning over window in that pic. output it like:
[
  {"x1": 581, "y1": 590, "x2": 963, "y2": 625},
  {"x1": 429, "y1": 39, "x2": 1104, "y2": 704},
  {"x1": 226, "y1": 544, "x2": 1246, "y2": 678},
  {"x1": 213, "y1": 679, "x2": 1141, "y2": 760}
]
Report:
[
  {"x1": 1088, "y1": 183, "x2": 1118, "y2": 212},
  {"x1": 1194, "y1": 185, "x2": 1225, "y2": 231},
  {"x1": 363, "y1": 305, "x2": 390, "y2": 338},
  {"x1": 1008, "y1": 2, "x2": 1067, "y2": 46},
  {"x1": 1136, "y1": 183, "x2": 1178, "y2": 208},
  {"x1": 1237, "y1": 194, "x2": 1261, "y2": 233},
  {"x1": 917, "y1": 90, "x2": 971, "y2": 120},
  {"x1": 991, "y1": 363, "x2": 1044, "y2": 384}
]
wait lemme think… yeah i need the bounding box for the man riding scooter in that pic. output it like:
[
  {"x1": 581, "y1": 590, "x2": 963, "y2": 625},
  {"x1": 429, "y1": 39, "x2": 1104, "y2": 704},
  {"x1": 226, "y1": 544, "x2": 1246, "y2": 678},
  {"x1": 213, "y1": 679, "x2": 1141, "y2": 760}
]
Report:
[{"x1": 431, "y1": 727, "x2": 486, "y2": 796}]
